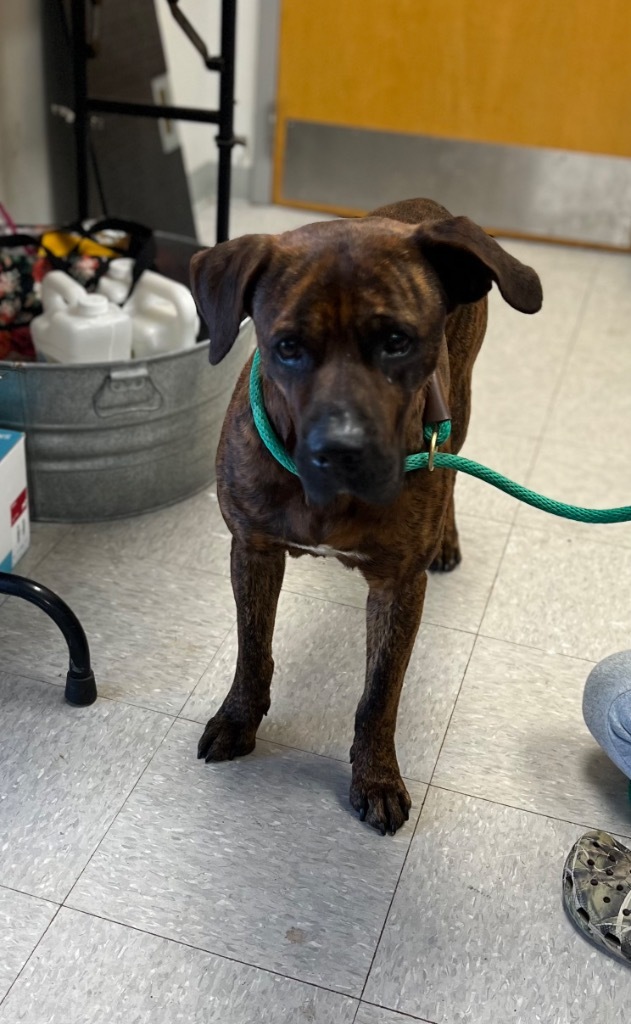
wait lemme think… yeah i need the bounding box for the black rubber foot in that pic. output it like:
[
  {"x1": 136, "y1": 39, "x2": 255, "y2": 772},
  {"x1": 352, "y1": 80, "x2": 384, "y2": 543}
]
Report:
[{"x1": 65, "y1": 670, "x2": 98, "y2": 707}]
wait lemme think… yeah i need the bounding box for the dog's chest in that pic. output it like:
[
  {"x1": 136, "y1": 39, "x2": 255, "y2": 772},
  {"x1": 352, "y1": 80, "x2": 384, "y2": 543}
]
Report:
[{"x1": 286, "y1": 541, "x2": 368, "y2": 562}]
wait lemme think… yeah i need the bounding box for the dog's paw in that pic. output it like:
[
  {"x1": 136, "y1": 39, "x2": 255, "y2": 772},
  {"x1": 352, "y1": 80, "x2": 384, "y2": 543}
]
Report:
[
  {"x1": 197, "y1": 712, "x2": 257, "y2": 763},
  {"x1": 429, "y1": 537, "x2": 462, "y2": 573},
  {"x1": 349, "y1": 764, "x2": 412, "y2": 836}
]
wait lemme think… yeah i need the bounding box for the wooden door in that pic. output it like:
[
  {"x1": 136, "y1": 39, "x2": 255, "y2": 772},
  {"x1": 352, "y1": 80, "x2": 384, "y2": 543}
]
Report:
[{"x1": 272, "y1": 0, "x2": 631, "y2": 244}]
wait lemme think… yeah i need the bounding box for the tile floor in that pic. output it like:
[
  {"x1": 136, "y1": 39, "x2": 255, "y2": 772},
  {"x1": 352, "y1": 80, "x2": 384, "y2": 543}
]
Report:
[{"x1": 1, "y1": 198, "x2": 631, "y2": 1022}]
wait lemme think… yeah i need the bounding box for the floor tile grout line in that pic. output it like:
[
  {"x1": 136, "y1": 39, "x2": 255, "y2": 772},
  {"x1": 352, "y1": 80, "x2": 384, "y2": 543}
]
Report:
[
  {"x1": 0, "y1": 663, "x2": 444, "y2": 790},
  {"x1": 425, "y1": 626, "x2": 600, "y2": 728},
  {"x1": 475, "y1": 625, "x2": 600, "y2": 666},
  {"x1": 0, "y1": 882, "x2": 61, "y2": 909},
  {"x1": 4, "y1": 619, "x2": 600, "y2": 776},
  {"x1": 464, "y1": 511, "x2": 514, "y2": 648},
  {"x1": 0, "y1": 903, "x2": 63, "y2": 1011},
  {"x1": 422, "y1": 492, "x2": 520, "y2": 787},
  {"x1": 458, "y1": 278, "x2": 600, "y2": 659},
  {"x1": 4, "y1": 628, "x2": 600, "y2": 784},
  {"x1": 58, "y1": 714, "x2": 182, "y2": 908},
  {"x1": 15, "y1": 511, "x2": 518, "y2": 618},
  {"x1": 485, "y1": 267, "x2": 597, "y2": 549},
  {"x1": 0, "y1": 526, "x2": 72, "y2": 609},
  {"x1": 424, "y1": 347, "x2": 606, "y2": 791},
  {"x1": 356, "y1": 783, "x2": 433, "y2": 1006},
  {"x1": 425, "y1": 626, "x2": 480, "y2": 793},
  {"x1": 180, "y1": 721, "x2": 358, "y2": 767},
  {"x1": 3, "y1": 780, "x2": 623, "y2": 1014},
  {"x1": 494, "y1": 516, "x2": 631, "y2": 556},
  {"x1": 47, "y1": 904, "x2": 363, "y2": 1006},
  {"x1": 177, "y1": 621, "x2": 239, "y2": 721},
  {"x1": 427, "y1": 781, "x2": 631, "y2": 841},
  {"x1": 20, "y1": 535, "x2": 235, "y2": 587},
  {"x1": 15, "y1": 523, "x2": 73, "y2": 576},
  {"x1": 355, "y1": 1000, "x2": 435, "y2": 1023},
  {"x1": 55, "y1": 712, "x2": 426, "y2": 915},
  {"x1": 520, "y1": 263, "x2": 601, "y2": 492},
  {"x1": 0, "y1": 668, "x2": 186, "y2": 720}
]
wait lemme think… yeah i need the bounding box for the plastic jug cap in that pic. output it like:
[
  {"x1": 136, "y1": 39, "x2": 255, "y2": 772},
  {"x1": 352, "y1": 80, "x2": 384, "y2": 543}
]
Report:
[
  {"x1": 75, "y1": 295, "x2": 109, "y2": 318},
  {"x1": 108, "y1": 258, "x2": 134, "y2": 281}
]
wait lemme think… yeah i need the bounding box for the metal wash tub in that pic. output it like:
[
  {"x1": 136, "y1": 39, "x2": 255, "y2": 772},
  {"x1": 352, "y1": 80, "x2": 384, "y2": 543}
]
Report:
[{"x1": 0, "y1": 322, "x2": 253, "y2": 522}]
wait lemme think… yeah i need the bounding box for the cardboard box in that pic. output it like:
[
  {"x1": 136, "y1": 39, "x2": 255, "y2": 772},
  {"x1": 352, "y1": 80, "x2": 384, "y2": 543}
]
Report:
[{"x1": 0, "y1": 430, "x2": 30, "y2": 572}]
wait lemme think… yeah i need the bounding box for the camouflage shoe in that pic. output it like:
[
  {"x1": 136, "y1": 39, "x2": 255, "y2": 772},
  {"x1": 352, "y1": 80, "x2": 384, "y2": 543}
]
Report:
[{"x1": 563, "y1": 830, "x2": 631, "y2": 965}]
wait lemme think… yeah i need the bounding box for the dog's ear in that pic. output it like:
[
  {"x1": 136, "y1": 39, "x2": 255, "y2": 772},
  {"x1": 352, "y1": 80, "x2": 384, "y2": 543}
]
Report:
[
  {"x1": 414, "y1": 216, "x2": 543, "y2": 314},
  {"x1": 190, "y1": 235, "x2": 272, "y2": 364}
]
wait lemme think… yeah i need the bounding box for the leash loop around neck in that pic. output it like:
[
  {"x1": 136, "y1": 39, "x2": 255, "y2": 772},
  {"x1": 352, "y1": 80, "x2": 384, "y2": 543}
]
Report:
[
  {"x1": 249, "y1": 349, "x2": 451, "y2": 476},
  {"x1": 249, "y1": 350, "x2": 299, "y2": 475},
  {"x1": 248, "y1": 349, "x2": 631, "y2": 524}
]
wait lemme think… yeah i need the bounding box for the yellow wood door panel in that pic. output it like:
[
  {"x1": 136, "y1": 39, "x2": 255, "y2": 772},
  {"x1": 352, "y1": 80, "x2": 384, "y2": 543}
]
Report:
[{"x1": 276, "y1": 0, "x2": 631, "y2": 157}]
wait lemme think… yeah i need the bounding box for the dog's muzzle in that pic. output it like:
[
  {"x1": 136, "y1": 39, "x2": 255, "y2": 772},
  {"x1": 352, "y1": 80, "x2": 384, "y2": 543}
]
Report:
[{"x1": 295, "y1": 409, "x2": 401, "y2": 505}]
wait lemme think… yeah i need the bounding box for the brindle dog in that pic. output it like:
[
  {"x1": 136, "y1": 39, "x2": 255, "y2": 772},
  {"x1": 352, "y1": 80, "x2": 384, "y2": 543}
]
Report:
[{"x1": 190, "y1": 198, "x2": 542, "y2": 835}]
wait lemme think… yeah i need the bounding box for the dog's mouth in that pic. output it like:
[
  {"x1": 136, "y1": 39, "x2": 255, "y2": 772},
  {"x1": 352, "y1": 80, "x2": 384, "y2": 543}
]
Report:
[{"x1": 294, "y1": 445, "x2": 404, "y2": 507}]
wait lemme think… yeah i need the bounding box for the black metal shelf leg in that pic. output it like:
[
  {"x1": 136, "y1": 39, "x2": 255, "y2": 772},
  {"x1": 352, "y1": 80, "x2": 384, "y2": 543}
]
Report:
[
  {"x1": 0, "y1": 572, "x2": 97, "y2": 706},
  {"x1": 216, "y1": 0, "x2": 237, "y2": 243},
  {"x1": 71, "y1": 0, "x2": 90, "y2": 222},
  {"x1": 70, "y1": 0, "x2": 238, "y2": 241}
]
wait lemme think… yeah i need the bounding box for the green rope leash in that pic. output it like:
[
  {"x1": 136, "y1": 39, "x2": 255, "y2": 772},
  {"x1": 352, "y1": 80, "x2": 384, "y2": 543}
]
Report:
[
  {"x1": 249, "y1": 350, "x2": 631, "y2": 525},
  {"x1": 250, "y1": 351, "x2": 299, "y2": 476}
]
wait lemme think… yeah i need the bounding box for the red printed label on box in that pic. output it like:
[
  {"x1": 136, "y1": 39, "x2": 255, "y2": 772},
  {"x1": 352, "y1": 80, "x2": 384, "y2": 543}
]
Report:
[{"x1": 11, "y1": 488, "x2": 28, "y2": 525}]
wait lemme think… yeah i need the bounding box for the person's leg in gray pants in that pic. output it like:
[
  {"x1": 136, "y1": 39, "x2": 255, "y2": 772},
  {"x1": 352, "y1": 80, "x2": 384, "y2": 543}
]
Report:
[
  {"x1": 562, "y1": 652, "x2": 631, "y2": 967},
  {"x1": 583, "y1": 650, "x2": 631, "y2": 780}
]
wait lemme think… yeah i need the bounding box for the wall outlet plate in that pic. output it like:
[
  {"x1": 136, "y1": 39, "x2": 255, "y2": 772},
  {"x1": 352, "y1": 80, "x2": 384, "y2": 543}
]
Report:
[{"x1": 151, "y1": 73, "x2": 181, "y2": 155}]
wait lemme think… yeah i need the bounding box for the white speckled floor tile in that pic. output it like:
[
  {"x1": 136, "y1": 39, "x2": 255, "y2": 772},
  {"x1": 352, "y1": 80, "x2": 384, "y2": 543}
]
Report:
[
  {"x1": 365, "y1": 788, "x2": 631, "y2": 1023},
  {"x1": 282, "y1": 551, "x2": 368, "y2": 609},
  {"x1": 516, "y1": 437, "x2": 631, "y2": 548},
  {"x1": 423, "y1": 515, "x2": 510, "y2": 633},
  {"x1": 0, "y1": 672, "x2": 172, "y2": 901},
  {"x1": 0, "y1": 546, "x2": 235, "y2": 714},
  {"x1": 355, "y1": 1004, "x2": 430, "y2": 1023},
  {"x1": 0, "y1": 909, "x2": 357, "y2": 1024},
  {"x1": 67, "y1": 719, "x2": 426, "y2": 996},
  {"x1": 456, "y1": 429, "x2": 538, "y2": 525},
  {"x1": 547, "y1": 347, "x2": 631, "y2": 451},
  {"x1": 56, "y1": 487, "x2": 233, "y2": 579},
  {"x1": 545, "y1": 253, "x2": 631, "y2": 449},
  {"x1": 465, "y1": 252, "x2": 596, "y2": 440},
  {"x1": 434, "y1": 637, "x2": 631, "y2": 833},
  {"x1": 0, "y1": 887, "x2": 57, "y2": 1002},
  {"x1": 183, "y1": 590, "x2": 474, "y2": 782},
  {"x1": 481, "y1": 525, "x2": 631, "y2": 662},
  {"x1": 196, "y1": 197, "x2": 334, "y2": 245},
  {"x1": 10, "y1": 523, "x2": 71, "y2": 581}
]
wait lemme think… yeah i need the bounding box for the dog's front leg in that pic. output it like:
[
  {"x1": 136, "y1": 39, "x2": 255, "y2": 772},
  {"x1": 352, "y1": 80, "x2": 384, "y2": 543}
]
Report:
[
  {"x1": 198, "y1": 540, "x2": 285, "y2": 762},
  {"x1": 350, "y1": 565, "x2": 427, "y2": 834}
]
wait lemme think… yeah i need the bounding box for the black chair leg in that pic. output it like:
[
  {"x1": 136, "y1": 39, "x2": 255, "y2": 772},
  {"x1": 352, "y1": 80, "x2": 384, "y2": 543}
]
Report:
[{"x1": 0, "y1": 571, "x2": 97, "y2": 706}]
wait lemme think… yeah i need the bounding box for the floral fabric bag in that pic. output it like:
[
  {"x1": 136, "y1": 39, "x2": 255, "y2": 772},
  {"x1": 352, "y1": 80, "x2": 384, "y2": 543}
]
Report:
[{"x1": 0, "y1": 206, "x2": 155, "y2": 361}]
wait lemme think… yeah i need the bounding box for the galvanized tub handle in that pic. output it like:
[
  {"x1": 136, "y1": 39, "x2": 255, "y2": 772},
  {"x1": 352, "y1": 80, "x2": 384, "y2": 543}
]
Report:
[{"x1": 94, "y1": 365, "x2": 164, "y2": 418}]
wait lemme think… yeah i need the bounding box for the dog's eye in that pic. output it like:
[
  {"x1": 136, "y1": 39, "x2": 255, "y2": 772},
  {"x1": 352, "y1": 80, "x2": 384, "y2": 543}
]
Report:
[
  {"x1": 382, "y1": 331, "x2": 411, "y2": 357},
  {"x1": 276, "y1": 338, "x2": 303, "y2": 362}
]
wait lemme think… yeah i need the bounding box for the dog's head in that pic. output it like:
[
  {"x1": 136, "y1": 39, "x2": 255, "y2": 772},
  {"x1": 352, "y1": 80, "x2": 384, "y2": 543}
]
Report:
[{"x1": 191, "y1": 213, "x2": 542, "y2": 506}]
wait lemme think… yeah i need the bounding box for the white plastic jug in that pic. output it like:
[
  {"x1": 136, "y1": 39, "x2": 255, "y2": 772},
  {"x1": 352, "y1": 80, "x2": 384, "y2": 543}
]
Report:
[
  {"x1": 31, "y1": 271, "x2": 132, "y2": 364},
  {"x1": 96, "y1": 257, "x2": 135, "y2": 305},
  {"x1": 97, "y1": 262, "x2": 199, "y2": 358}
]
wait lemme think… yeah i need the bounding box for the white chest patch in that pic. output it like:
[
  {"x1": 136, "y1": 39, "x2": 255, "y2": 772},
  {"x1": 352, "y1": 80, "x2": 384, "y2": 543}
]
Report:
[{"x1": 288, "y1": 542, "x2": 368, "y2": 562}]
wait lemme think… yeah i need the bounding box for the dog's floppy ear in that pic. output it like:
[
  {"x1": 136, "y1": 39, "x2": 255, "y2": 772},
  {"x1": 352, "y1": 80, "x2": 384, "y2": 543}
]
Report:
[
  {"x1": 414, "y1": 216, "x2": 543, "y2": 314},
  {"x1": 190, "y1": 235, "x2": 272, "y2": 364}
]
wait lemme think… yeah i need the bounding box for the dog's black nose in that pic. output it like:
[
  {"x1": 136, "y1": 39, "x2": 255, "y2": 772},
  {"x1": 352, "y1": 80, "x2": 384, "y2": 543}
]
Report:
[{"x1": 305, "y1": 413, "x2": 367, "y2": 471}]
